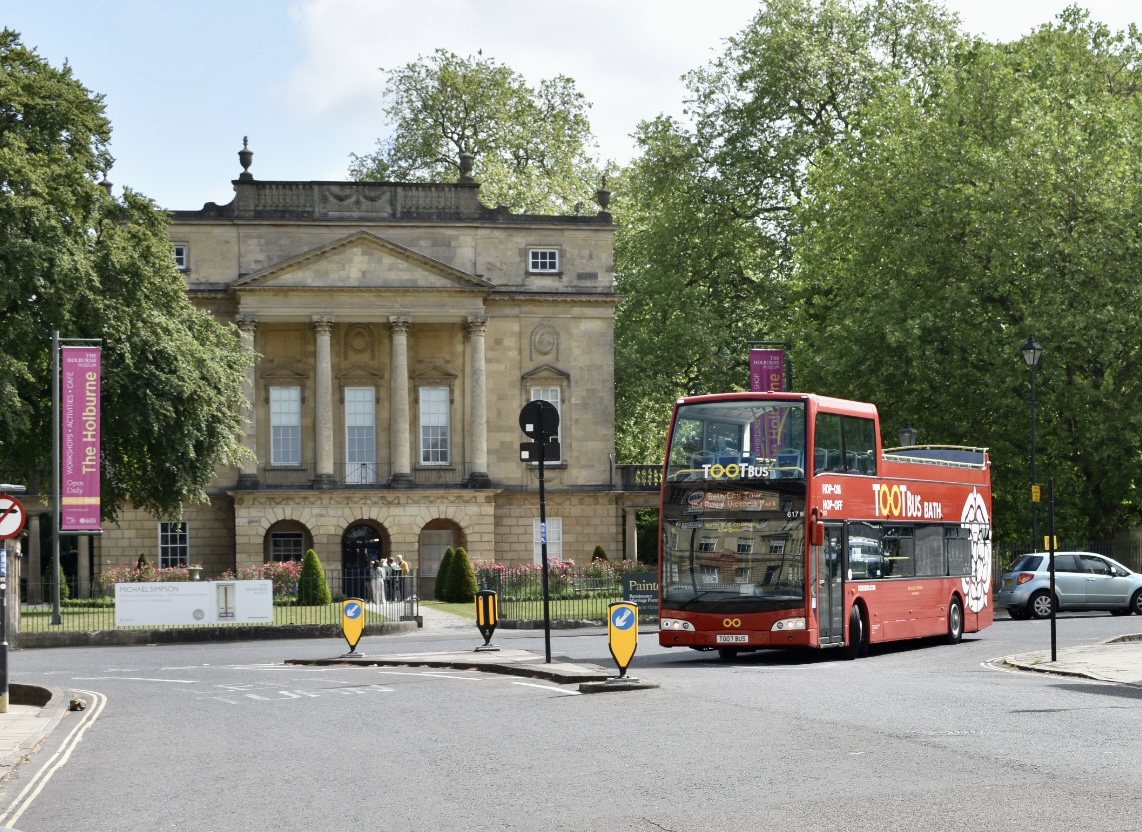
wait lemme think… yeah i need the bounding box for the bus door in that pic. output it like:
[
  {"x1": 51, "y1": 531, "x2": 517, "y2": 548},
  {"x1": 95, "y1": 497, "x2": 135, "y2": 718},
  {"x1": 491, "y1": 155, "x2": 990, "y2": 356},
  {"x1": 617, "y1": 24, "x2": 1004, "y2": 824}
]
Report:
[{"x1": 817, "y1": 523, "x2": 845, "y2": 644}]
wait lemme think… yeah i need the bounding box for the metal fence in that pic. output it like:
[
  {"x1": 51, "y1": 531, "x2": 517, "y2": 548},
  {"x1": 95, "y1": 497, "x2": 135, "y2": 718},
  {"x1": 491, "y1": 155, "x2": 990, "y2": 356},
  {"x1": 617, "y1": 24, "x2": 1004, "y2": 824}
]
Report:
[
  {"x1": 17, "y1": 570, "x2": 418, "y2": 633},
  {"x1": 478, "y1": 564, "x2": 652, "y2": 622}
]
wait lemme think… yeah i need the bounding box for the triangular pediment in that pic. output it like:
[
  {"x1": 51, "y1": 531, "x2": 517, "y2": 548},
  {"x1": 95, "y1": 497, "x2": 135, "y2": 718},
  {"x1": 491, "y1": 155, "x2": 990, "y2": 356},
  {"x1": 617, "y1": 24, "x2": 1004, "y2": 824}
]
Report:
[
  {"x1": 522, "y1": 364, "x2": 570, "y2": 381},
  {"x1": 232, "y1": 231, "x2": 493, "y2": 291}
]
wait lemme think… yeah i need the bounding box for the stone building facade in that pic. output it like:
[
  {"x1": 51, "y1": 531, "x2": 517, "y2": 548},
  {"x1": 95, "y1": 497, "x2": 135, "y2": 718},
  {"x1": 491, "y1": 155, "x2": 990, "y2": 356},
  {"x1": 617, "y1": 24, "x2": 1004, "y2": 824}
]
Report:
[{"x1": 26, "y1": 151, "x2": 644, "y2": 596}]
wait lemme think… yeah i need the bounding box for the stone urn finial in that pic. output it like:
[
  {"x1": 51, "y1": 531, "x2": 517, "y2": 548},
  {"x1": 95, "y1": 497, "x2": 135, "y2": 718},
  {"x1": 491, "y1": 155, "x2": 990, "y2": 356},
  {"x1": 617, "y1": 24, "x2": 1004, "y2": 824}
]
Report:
[
  {"x1": 596, "y1": 174, "x2": 612, "y2": 213},
  {"x1": 238, "y1": 136, "x2": 254, "y2": 181},
  {"x1": 459, "y1": 151, "x2": 475, "y2": 184}
]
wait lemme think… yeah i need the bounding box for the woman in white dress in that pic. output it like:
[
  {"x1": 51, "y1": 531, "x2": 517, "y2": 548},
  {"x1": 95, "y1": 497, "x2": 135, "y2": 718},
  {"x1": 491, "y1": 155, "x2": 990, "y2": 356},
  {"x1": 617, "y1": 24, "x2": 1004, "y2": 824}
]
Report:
[{"x1": 370, "y1": 560, "x2": 387, "y2": 605}]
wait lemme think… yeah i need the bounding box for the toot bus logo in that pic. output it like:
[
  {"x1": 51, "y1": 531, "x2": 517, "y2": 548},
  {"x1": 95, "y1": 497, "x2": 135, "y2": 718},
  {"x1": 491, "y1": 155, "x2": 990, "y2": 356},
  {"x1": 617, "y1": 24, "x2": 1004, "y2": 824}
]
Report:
[{"x1": 872, "y1": 483, "x2": 944, "y2": 519}]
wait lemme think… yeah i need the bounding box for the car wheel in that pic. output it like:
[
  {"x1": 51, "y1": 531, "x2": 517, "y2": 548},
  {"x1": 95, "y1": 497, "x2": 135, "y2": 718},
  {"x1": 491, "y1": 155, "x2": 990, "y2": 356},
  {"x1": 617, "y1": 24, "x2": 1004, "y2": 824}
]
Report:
[
  {"x1": 1029, "y1": 590, "x2": 1053, "y2": 620},
  {"x1": 1008, "y1": 608, "x2": 1029, "y2": 620},
  {"x1": 717, "y1": 647, "x2": 739, "y2": 660},
  {"x1": 843, "y1": 604, "x2": 866, "y2": 660},
  {"x1": 1131, "y1": 589, "x2": 1142, "y2": 616},
  {"x1": 945, "y1": 597, "x2": 964, "y2": 645},
  {"x1": 1111, "y1": 608, "x2": 1131, "y2": 617}
]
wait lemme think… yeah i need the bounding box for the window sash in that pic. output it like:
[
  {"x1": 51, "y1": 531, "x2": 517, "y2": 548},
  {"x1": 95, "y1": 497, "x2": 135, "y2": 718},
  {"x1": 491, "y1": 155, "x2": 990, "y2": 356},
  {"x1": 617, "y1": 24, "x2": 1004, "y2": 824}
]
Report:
[
  {"x1": 159, "y1": 521, "x2": 189, "y2": 568},
  {"x1": 532, "y1": 517, "x2": 563, "y2": 564},
  {"x1": 270, "y1": 532, "x2": 304, "y2": 562},
  {"x1": 345, "y1": 388, "x2": 376, "y2": 479},
  {"x1": 419, "y1": 387, "x2": 450, "y2": 465},
  {"x1": 270, "y1": 386, "x2": 302, "y2": 466},
  {"x1": 530, "y1": 386, "x2": 561, "y2": 461},
  {"x1": 529, "y1": 249, "x2": 559, "y2": 273}
]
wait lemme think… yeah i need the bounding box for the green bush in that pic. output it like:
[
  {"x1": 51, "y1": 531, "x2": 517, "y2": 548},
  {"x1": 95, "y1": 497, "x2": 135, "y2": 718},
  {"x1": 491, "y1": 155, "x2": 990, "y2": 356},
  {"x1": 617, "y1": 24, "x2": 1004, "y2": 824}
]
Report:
[
  {"x1": 434, "y1": 547, "x2": 455, "y2": 601},
  {"x1": 444, "y1": 546, "x2": 478, "y2": 604},
  {"x1": 297, "y1": 549, "x2": 332, "y2": 606},
  {"x1": 591, "y1": 545, "x2": 608, "y2": 562}
]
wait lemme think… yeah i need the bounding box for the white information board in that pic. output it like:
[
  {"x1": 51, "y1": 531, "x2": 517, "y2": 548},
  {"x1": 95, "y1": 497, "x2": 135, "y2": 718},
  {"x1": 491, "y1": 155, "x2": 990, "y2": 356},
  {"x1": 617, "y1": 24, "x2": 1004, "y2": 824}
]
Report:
[{"x1": 115, "y1": 580, "x2": 274, "y2": 626}]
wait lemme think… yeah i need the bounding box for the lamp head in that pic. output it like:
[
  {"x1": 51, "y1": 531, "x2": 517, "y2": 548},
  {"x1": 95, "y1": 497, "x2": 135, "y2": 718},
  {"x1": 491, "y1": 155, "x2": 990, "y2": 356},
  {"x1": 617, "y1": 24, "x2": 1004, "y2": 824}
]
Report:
[{"x1": 1021, "y1": 335, "x2": 1043, "y2": 368}]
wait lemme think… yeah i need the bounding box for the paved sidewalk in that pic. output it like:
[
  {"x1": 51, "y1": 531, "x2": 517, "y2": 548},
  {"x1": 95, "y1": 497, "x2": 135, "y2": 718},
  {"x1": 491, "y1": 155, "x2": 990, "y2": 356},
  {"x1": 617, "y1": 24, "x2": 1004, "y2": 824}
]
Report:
[
  {"x1": 1001, "y1": 633, "x2": 1142, "y2": 686},
  {"x1": 0, "y1": 691, "x2": 69, "y2": 779}
]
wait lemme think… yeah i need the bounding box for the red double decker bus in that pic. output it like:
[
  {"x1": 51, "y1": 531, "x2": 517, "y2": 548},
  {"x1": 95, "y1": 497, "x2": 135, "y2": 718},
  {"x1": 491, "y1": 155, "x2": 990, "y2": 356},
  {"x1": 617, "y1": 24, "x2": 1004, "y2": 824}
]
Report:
[{"x1": 658, "y1": 392, "x2": 993, "y2": 659}]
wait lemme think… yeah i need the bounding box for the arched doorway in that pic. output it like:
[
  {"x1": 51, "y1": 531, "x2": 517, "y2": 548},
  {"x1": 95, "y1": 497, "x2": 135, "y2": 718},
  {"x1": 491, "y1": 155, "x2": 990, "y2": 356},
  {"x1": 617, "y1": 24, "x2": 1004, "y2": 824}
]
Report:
[
  {"x1": 342, "y1": 523, "x2": 384, "y2": 601},
  {"x1": 419, "y1": 519, "x2": 466, "y2": 599}
]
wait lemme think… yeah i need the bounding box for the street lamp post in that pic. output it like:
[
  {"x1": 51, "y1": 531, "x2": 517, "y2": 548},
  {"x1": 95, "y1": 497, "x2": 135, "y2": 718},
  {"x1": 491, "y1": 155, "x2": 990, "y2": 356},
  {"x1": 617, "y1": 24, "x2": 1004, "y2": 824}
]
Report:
[
  {"x1": 897, "y1": 421, "x2": 919, "y2": 447},
  {"x1": 1021, "y1": 336, "x2": 1043, "y2": 549}
]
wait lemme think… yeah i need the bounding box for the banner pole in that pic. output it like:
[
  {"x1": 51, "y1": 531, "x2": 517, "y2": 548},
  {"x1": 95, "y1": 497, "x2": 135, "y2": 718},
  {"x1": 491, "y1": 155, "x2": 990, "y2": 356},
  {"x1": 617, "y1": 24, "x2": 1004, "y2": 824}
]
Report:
[{"x1": 51, "y1": 330, "x2": 62, "y2": 625}]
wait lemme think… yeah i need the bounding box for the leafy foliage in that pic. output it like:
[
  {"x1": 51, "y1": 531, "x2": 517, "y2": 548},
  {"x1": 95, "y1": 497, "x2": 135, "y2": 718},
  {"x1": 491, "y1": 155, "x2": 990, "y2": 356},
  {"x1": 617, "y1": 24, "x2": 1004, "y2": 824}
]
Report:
[
  {"x1": 297, "y1": 549, "x2": 332, "y2": 606},
  {"x1": 443, "y1": 546, "x2": 477, "y2": 604},
  {"x1": 434, "y1": 546, "x2": 455, "y2": 602},
  {"x1": 793, "y1": 9, "x2": 1142, "y2": 539},
  {"x1": 613, "y1": 0, "x2": 963, "y2": 463},
  {"x1": 0, "y1": 30, "x2": 251, "y2": 520},
  {"x1": 349, "y1": 49, "x2": 602, "y2": 214}
]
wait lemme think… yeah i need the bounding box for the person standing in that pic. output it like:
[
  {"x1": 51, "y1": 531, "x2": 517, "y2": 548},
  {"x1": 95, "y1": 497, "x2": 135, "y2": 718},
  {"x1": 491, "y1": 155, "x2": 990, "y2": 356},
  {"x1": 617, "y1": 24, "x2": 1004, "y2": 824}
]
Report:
[
  {"x1": 395, "y1": 554, "x2": 410, "y2": 601},
  {"x1": 370, "y1": 560, "x2": 386, "y2": 605}
]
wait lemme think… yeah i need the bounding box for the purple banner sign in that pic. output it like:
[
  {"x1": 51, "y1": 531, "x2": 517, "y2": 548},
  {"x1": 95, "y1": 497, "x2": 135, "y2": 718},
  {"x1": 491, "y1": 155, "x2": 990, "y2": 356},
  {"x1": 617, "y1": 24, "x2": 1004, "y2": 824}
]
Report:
[
  {"x1": 61, "y1": 347, "x2": 101, "y2": 532},
  {"x1": 750, "y1": 349, "x2": 786, "y2": 460}
]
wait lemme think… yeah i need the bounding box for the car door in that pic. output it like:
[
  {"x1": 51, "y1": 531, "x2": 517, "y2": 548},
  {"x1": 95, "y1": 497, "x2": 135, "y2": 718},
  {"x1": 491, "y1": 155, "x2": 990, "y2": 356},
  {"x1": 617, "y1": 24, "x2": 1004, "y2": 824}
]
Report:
[
  {"x1": 1079, "y1": 554, "x2": 1131, "y2": 609},
  {"x1": 1051, "y1": 554, "x2": 1087, "y2": 610}
]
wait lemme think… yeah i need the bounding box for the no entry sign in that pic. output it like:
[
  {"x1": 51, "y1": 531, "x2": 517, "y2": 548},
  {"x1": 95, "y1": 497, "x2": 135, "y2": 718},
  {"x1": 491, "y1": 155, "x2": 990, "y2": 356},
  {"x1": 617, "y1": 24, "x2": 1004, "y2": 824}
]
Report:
[{"x1": 0, "y1": 496, "x2": 26, "y2": 540}]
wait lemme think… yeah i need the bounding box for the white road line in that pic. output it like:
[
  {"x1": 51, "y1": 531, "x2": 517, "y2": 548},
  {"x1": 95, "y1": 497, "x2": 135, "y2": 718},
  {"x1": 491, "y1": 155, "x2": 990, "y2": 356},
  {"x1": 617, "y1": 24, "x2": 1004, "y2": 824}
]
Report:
[
  {"x1": 511, "y1": 680, "x2": 580, "y2": 693},
  {"x1": 71, "y1": 677, "x2": 198, "y2": 684},
  {"x1": 0, "y1": 689, "x2": 107, "y2": 829}
]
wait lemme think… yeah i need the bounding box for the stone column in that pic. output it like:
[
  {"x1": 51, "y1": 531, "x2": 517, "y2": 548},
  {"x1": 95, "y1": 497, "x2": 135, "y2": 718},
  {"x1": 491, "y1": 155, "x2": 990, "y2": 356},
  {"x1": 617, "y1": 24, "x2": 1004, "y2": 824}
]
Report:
[
  {"x1": 26, "y1": 513, "x2": 41, "y2": 603},
  {"x1": 625, "y1": 508, "x2": 639, "y2": 562},
  {"x1": 312, "y1": 316, "x2": 336, "y2": 489},
  {"x1": 389, "y1": 316, "x2": 413, "y2": 488},
  {"x1": 466, "y1": 315, "x2": 490, "y2": 487},
  {"x1": 77, "y1": 535, "x2": 91, "y2": 598},
  {"x1": 236, "y1": 315, "x2": 259, "y2": 488}
]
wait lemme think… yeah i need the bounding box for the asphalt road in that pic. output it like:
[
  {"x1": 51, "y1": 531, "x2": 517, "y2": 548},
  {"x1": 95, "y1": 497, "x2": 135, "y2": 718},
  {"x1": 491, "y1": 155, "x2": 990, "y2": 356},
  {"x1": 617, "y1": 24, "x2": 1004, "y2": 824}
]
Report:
[{"x1": 2, "y1": 613, "x2": 1141, "y2": 832}]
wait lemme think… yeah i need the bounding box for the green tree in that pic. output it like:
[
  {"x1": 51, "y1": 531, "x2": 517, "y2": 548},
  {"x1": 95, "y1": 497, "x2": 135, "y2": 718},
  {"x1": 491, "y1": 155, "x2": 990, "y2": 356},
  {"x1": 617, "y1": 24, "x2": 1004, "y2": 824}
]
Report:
[
  {"x1": 349, "y1": 49, "x2": 602, "y2": 214},
  {"x1": 793, "y1": 9, "x2": 1142, "y2": 539},
  {"x1": 298, "y1": 549, "x2": 332, "y2": 606},
  {"x1": 613, "y1": 0, "x2": 963, "y2": 463},
  {"x1": 0, "y1": 30, "x2": 251, "y2": 521},
  {"x1": 434, "y1": 546, "x2": 455, "y2": 601},
  {"x1": 444, "y1": 546, "x2": 478, "y2": 604}
]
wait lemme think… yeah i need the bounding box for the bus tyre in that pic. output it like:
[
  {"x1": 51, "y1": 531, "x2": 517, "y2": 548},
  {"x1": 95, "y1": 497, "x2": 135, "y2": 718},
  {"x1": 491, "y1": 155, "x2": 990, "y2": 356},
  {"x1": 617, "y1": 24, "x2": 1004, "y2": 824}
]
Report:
[
  {"x1": 1029, "y1": 591, "x2": 1053, "y2": 620},
  {"x1": 717, "y1": 647, "x2": 739, "y2": 660},
  {"x1": 843, "y1": 605, "x2": 865, "y2": 660},
  {"x1": 945, "y1": 597, "x2": 964, "y2": 645}
]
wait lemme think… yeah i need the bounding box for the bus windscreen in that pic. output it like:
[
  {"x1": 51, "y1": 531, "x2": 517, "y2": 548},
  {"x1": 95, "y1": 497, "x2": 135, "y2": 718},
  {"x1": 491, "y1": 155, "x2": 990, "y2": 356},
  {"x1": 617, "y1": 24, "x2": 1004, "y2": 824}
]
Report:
[{"x1": 666, "y1": 400, "x2": 806, "y2": 482}]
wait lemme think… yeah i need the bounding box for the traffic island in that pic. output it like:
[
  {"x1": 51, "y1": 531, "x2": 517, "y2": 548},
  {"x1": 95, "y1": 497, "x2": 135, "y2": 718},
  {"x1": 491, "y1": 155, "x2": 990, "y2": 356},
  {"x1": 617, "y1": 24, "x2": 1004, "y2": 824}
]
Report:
[{"x1": 578, "y1": 678, "x2": 661, "y2": 693}]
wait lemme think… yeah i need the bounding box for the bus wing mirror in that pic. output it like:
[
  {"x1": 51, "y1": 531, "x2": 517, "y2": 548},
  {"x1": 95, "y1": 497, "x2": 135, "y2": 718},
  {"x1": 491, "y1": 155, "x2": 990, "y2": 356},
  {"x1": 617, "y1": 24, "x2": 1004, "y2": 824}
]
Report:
[{"x1": 810, "y1": 520, "x2": 825, "y2": 547}]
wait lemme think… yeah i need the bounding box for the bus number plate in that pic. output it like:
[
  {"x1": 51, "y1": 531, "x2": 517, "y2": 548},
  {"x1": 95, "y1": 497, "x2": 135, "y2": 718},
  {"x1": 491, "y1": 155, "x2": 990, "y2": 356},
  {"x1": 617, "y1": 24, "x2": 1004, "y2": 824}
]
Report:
[{"x1": 717, "y1": 634, "x2": 748, "y2": 643}]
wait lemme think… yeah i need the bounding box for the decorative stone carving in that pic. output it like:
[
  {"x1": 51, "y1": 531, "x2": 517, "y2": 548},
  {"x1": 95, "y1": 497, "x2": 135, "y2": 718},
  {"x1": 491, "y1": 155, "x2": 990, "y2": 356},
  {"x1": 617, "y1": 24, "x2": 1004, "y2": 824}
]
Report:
[{"x1": 531, "y1": 323, "x2": 559, "y2": 359}]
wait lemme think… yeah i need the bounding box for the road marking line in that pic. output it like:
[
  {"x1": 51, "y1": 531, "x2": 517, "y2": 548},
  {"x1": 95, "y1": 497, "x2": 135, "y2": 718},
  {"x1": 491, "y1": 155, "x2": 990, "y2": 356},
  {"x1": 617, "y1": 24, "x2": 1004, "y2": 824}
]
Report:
[
  {"x1": 0, "y1": 689, "x2": 107, "y2": 828},
  {"x1": 511, "y1": 682, "x2": 581, "y2": 696}
]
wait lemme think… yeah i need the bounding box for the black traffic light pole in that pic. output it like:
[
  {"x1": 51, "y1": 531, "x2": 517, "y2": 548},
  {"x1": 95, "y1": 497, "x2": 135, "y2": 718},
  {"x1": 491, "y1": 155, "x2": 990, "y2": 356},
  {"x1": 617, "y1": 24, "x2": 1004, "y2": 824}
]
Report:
[{"x1": 519, "y1": 400, "x2": 560, "y2": 664}]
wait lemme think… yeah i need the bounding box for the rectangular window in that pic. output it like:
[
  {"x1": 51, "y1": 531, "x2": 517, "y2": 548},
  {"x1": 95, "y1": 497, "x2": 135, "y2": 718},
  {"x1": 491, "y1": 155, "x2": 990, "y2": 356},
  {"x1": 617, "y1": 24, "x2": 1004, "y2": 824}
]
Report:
[
  {"x1": 533, "y1": 517, "x2": 563, "y2": 564},
  {"x1": 814, "y1": 412, "x2": 877, "y2": 476},
  {"x1": 270, "y1": 532, "x2": 304, "y2": 562},
  {"x1": 530, "y1": 386, "x2": 562, "y2": 462},
  {"x1": 698, "y1": 536, "x2": 718, "y2": 553},
  {"x1": 345, "y1": 387, "x2": 376, "y2": 483},
  {"x1": 528, "y1": 248, "x2": 560, "y2": 273},
  {"x1": 159, "y1": 521, "x2": 189, "y2": 568},
  {"x1": 419, "y1": 387, "x2": 450, "y2": 465},
  {"x1": 270, "y1": 386, "x2": 302, "y2": 466},
  {"x1": 736, "y1": 537, "x2": 754, "y2": 555},
  {"x1": 172, "y1": 244, "x2": 188, "y2": 271}
]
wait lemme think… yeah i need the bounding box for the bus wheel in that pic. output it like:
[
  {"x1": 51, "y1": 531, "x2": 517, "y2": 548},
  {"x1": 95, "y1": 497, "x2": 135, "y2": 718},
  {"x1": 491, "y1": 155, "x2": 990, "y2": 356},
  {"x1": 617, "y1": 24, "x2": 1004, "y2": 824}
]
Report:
[
  {"x1": 945, "y1": 597, "x2": 964, "y2": 645},
  {"x1": 843, "y1": 605, "x2": 865, "y2": 660},
  {"x1": 717, "y1": 647, "x2": 739, "y2": 660}
]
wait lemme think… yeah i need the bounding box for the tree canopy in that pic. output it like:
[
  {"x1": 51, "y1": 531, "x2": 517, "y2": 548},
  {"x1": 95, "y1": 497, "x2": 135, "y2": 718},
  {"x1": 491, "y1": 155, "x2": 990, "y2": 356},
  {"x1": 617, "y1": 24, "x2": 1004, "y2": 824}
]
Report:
[
  {"x1": 613, "y1": 0, "x2": 963, "y2": 462},
  {"x1": 793, "y1": 9, "x2": 1142, "y2": 540},
  {"x1": 349, "y1": 49, "x2": 603, "y2": 214},
  {"x1": 0, "y1": 29, "x2": 251, "y2": 521}
]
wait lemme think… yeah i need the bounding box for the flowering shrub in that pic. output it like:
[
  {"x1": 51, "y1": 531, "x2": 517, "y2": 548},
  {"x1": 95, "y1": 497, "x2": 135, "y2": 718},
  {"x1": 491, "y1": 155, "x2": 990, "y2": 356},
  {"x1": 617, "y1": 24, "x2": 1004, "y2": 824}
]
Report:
[
  {"x1": 473, "y1": 557, "x2": 657, "y2": 601},
  {"x1": 97, "y1": 561, "x2": 197, "y2": 593},
  {"x1": 218, "y1": 560, "x2": 303, "y2": 599}
]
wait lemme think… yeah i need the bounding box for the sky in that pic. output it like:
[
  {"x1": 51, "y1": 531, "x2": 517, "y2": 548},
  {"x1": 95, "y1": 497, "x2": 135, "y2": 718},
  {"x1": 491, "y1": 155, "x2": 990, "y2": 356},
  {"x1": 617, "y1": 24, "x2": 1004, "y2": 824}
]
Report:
[{"x1": 6, "y1": 0, "x2": 1141, "y2": 210}]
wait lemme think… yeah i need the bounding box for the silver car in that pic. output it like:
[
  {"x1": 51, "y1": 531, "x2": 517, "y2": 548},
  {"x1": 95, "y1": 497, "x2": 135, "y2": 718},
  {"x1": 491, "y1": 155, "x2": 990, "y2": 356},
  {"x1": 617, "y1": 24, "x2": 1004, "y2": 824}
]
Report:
[{"x1": 997, "y1": 551, "x2": 1142, "y2": 619}]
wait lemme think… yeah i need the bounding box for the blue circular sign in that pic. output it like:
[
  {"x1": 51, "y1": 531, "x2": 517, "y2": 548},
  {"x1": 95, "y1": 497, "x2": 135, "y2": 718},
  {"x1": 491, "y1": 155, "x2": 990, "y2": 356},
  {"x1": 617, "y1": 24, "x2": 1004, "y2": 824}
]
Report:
[
  {"x1": 344, "y1": 602, "x2": 363, "y2": 619},
  {"x1": 610, "y1": 606, "x2": 635, "y2": 631}
]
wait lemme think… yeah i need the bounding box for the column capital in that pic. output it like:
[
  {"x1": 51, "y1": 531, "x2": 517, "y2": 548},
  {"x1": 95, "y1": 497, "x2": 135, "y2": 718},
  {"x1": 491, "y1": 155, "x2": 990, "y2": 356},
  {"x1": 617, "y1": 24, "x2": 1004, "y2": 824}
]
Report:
[
  {"x1": 312, "y1": 315, "x2": 335, "y2": 335},
  {"x1": 236, "y1": 314, "x2": 258, "y2": 334},
  {"x1": 466, "y1": 314, "x2": 489, "y2": 336},
  {"x1": 389, "y1": 315, "x2": 411, "y2": 334}
]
